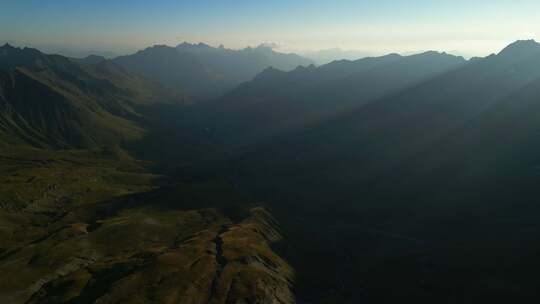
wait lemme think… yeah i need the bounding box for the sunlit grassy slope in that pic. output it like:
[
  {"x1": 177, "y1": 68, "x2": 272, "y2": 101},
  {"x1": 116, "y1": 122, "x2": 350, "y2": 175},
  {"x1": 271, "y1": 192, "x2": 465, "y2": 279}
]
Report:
[{"x1": 0, "y1": 145, "x2": 294, "y2": 304}]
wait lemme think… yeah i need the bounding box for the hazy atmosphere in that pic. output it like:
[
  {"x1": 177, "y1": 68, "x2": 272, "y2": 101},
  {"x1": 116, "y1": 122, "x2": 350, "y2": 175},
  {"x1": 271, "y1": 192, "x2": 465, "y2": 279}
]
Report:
[
  {"x1": 4, "y1": 1, "x2": 540, "y2": 303},
  {"x1": 2, "y1": 0, "x2": 540, "y2": 59}
]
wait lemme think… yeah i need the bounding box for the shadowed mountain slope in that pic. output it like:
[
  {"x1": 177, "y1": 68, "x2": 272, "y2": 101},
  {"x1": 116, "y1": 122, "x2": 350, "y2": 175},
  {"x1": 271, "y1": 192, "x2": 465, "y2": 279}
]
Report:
[
  {"x1": 0, "y1": 44, "x2": 180, "y2": 148},
  {"x1": 204, "y1": 40, "x2": 540, "y2": 302},
  {"x1": 6, "y1": 39, "x2": 540, "y2": 303},
  {"x1": 198, "y1": 51, "x2": 466, "y2": 147}
]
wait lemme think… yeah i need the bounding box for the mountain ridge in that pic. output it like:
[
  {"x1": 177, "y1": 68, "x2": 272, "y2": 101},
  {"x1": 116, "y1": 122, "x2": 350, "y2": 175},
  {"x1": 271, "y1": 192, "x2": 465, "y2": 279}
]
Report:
[
  {"x1": 196, "y1": 50, "x2": 466, "y2": 148},
  {"x1": 5, "y1": 39, "x2": 540, "y2": 303},
  {"x1": 0, "y1": 45, "x2": 180, "y2": 148},
  {"x1": 113, "y1": 43, "x2": 314, "y2": 100}
]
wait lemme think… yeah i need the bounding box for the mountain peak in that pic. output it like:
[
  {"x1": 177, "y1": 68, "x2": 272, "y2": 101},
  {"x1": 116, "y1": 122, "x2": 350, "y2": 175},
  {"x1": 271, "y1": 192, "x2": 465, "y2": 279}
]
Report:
[
  {"x1": 177, "y1": 42, "x2": 213, "y2": 50},
  {"x1": 1, "y1": 43, "x2": 21, "y2": 55},
  {"x1": 498, "y1": 40, "x2": 540, "y2": 57},
  {"x1": 414, "y1": 50, "x2": 454, "y2": 57},
  {"x1": 1, "y1": 43, "x2": 15, "y2": 50},
  {"x1": 138, "y1": 44, "x2": 177, "y2": 55},
  {"x1": 254, "y1": 66, "x2": 286, "y2": 81},
  {"x1": 0, "y1": 44, "x2": 56, "y2": 69},
  {"x1": 292, "y1": 64, "x2": 317, "y2": 72}
]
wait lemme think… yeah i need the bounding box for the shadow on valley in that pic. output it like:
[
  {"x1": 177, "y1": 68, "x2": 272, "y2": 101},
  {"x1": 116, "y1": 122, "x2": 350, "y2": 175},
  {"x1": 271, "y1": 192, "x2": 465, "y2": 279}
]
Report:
[
  {"x1": 6, "y1": 40, "x2": 540, "y2": 302},
  {"x1": 123, "y1": 42, "x2": 540, "y2": 302},
  {"x1": 87, "y1": 180, "x2": 253, "y2": 225}
]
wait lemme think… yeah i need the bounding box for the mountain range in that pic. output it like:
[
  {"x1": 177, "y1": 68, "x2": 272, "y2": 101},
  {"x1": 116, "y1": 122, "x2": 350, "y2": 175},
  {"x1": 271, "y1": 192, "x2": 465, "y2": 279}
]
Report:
[
  {"x1": 3, "y1": 40, "x2": 540, "y2": 302},
  {"x1": 4, "y1": 43, "x2": 197, "y2": 149},
  {"x1": 0, "y1": 43, "x2": 296, "y2": 303},
  {"x1": 113, "y1": 43, "x2": 313, "y2": 100},
  {"x1": 205, "y1": 39, "x2": 540, "y2": 301},
  {"x1": 197, "y1": 50, "x2": 465, "y2": 148}
]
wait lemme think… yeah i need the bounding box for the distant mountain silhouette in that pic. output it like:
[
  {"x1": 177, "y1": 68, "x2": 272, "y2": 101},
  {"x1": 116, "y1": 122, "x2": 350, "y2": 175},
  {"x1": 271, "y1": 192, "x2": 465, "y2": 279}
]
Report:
[
  {"x1": 497, "y1": 39, "x2": 540, "y2": 58},
  {"x1": 113, "y1": 43, "x2": 313, "y2": 100},
  {"x1": 176, "y1": 43, "x2": 314, "y2": 82},
  {"x1": 228, "y1": 40, "x2": 540, "y2": 199},
  {"x1": 199, "y1": 51, "x2": 465, "y2": 146},
  {"x1": 1, "y1": 43, "x2": 71, "y2": 70}
]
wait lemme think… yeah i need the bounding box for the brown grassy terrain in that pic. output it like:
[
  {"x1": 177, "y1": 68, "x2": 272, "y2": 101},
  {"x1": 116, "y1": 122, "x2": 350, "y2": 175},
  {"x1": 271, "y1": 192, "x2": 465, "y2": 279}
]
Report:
[{"x1": 0, "y1": 146, "x2": 294, "y2": 304}]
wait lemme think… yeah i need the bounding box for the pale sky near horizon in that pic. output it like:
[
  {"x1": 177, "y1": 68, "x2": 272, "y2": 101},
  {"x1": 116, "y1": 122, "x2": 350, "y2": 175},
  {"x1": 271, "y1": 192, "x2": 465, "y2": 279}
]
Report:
[{"x1": 1, "y1": 0, "x2": 539, "y2": 58}]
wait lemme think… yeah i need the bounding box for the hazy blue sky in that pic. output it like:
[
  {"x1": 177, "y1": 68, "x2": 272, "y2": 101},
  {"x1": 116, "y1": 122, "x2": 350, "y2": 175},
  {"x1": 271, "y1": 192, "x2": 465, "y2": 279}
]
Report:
[{"x1": 1, "y1": 0, "x2": 539, "y2": 57}]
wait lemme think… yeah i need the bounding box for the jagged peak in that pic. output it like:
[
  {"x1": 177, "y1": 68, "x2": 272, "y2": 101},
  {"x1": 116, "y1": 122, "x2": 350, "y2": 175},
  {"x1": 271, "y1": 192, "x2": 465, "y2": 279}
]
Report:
[
  {"x1": 0, "y1": 44, "x2": 55, "y2": 70},
  {"x1": 1, "y1": 43, "x2": 16, "y2": 50},
  {"x1": 177, "y1": 42, "x2": 213, "y2": 49},
  {"x1": 293, "y1": 64, "x2": 317, "y2": 72},
  {"x1": 0, "y1": 44, "x2": 30, "y2": 54},
  {"x1": 136, "y1": 44, "x2": 176, "y2": 54},
  {"x1": 413, "y1": 50, "x2": 453, "y2": 57},
  {"x1": 242, "y1": 44, "x2": 276, "y2": 53}
]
